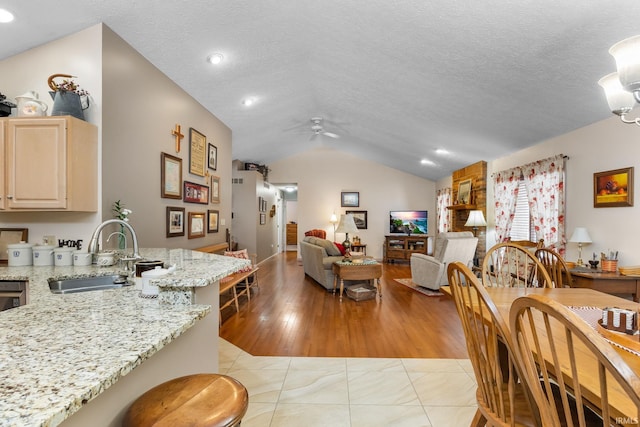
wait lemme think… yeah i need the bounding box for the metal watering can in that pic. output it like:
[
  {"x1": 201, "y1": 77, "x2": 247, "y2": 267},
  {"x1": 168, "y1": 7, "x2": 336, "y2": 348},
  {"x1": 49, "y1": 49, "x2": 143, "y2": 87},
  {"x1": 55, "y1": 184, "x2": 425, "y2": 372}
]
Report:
[{"x1": 48, "y1": 73, "x2": 89, "y2": 120}]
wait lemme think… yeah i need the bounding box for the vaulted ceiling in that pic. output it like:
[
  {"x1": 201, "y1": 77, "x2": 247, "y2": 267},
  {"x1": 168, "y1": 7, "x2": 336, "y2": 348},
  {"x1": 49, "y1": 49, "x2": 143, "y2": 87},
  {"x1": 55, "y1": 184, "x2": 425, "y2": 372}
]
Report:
[{"x1": 2, "y1": 1, "x2": 639, "y2": 180}]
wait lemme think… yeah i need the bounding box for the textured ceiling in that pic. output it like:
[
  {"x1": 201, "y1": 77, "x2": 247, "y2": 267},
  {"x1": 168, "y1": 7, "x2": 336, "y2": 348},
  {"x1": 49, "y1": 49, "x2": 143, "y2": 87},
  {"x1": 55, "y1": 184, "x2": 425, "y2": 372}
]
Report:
[{"x1": 2, "y1": 1, "x2": 640, "y2": 180}]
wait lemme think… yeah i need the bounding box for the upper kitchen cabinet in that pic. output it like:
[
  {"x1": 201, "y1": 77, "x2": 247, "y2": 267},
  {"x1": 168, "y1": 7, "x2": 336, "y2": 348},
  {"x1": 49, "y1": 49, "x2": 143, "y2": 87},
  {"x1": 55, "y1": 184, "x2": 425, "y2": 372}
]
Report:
[{"x1": 1, "y1": 116, "x2": 97, "y2": 211}]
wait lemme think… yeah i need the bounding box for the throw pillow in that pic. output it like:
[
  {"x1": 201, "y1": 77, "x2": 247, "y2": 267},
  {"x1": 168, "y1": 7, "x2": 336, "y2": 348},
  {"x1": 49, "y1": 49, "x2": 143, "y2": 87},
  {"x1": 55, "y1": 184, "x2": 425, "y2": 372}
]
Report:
[
  {"x1": 224, "y1": 249, "x2": 253, "y2": 273},
  {"x1": 317, "y1": 238, "x2": 341, "y2": 256},
  {"x1": 334, "y1": 242, "x2": 346, "y2": 256}
]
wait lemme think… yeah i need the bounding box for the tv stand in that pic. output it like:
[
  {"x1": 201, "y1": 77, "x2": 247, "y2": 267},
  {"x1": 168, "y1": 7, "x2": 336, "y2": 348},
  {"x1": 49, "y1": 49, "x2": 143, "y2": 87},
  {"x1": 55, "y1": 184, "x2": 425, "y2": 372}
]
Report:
[{"x1": 383, "y1": 235, "x2": 430, "y2": 263}]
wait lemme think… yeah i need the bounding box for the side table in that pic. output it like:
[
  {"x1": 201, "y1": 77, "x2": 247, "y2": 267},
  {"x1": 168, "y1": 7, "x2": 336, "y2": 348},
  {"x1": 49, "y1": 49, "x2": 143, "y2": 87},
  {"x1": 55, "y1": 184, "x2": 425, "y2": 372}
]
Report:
[
  {"x1": 350, "y1": 243, "x2": 367, "y2": 256},
  {"x1": 332, "y1": 259, "x2": 382, "y2": 302}
]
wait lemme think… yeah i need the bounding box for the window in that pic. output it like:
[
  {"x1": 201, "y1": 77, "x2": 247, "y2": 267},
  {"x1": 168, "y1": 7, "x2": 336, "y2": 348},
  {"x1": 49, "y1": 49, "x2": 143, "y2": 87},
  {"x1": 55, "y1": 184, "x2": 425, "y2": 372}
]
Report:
[{"x1": 508, "y1": 180, "x2": 535, "y2": 241}]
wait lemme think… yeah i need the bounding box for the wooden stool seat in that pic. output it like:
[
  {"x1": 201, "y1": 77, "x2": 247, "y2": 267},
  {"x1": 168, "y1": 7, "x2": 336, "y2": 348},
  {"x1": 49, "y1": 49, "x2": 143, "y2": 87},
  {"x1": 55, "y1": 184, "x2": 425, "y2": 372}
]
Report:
[{"x1": 123, "y1": 374, "x2": 248, "y2": 427}]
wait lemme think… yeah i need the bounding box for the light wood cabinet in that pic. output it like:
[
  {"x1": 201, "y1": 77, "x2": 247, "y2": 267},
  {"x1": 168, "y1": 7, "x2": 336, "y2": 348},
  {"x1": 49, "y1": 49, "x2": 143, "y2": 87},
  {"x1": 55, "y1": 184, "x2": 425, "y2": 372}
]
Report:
[
  {"x1": 383, "y1": 235, "x2": 429, "y2": 263},
  {"x1": 1, "y1": 116, "x2": 97, "y2": 212},
  {"x1": 286, "y1": 223, "x2": 298, "y2": 245}
]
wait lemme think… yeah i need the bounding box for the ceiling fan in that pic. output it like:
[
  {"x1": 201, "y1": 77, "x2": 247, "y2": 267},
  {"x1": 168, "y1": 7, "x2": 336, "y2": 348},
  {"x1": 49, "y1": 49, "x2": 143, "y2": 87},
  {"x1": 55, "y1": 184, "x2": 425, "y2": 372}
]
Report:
[{"x1": 309, "y1": 117, "x2": 340, "y2": 140}]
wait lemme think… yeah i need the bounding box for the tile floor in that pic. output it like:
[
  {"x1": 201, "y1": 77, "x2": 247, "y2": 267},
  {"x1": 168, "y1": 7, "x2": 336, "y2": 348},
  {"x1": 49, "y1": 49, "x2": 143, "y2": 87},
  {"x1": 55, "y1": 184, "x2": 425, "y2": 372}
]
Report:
[{"x1": 218, "y1": 338, "x2": 478, "y2": 427}]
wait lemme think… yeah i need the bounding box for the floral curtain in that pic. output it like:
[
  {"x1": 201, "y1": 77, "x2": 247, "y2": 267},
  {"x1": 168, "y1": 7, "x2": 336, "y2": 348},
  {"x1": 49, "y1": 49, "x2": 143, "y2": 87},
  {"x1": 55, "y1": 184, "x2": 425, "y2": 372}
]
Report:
[
  {"x1": 521, "y1": 154, "x2": 565, "y2": 255},
  {"x1": 493, "y1": 169, "x2": 521, "y2": 243},
  {"x1": 436, "y1": 188, "x2": 452, "y2": 233}
]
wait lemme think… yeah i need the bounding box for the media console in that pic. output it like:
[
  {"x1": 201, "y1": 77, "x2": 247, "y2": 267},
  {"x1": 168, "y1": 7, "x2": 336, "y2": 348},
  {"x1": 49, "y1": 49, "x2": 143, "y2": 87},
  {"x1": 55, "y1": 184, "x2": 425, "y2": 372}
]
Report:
[{"x1": 383, "y1": 235, "x2": 430, "y2": 263}]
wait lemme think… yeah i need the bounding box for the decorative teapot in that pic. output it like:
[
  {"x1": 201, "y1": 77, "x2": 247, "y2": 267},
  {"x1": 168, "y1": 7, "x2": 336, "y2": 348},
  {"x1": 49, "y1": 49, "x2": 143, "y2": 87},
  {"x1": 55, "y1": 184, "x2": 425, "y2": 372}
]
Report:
[{"x1": 15, "y1": 91, "x2": 48, "y2": 117}]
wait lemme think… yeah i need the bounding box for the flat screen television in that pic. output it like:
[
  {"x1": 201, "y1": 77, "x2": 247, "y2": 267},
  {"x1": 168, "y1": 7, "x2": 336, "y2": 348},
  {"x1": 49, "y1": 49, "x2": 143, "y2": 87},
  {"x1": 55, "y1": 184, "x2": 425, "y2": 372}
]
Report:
[{"x1": 389, "y1": 210, "x2": 428, "y2": 235}]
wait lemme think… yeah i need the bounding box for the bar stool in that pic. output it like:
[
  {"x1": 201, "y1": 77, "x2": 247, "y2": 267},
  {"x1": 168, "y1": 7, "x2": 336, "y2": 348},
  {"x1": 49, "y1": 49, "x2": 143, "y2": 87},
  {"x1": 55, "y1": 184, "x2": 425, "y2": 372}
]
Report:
[{"x1": 123, "y1": 373, "x2": 249, "y2": 427}]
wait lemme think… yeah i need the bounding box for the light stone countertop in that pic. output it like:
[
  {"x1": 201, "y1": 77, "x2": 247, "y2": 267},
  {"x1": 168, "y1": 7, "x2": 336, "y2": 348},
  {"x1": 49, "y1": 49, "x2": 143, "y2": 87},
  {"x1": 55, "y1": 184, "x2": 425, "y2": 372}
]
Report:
[{"x1": 0, "y1": 248, "x2": 249, "y2": 427}]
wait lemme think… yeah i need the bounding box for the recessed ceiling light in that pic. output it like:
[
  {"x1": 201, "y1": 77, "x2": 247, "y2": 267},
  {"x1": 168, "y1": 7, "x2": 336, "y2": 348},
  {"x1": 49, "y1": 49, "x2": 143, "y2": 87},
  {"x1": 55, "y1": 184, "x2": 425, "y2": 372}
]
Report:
[
  {"x1": 435, "y1": 148, "x2": 449, "y2": 155},
  {"x1": 421, "y1": 159, "x2": 435, "y2": 166},
  {"x1": 0, "y1": 9, "x2": 14, "y2": 23},
  {"x1": 242, "y1": 97, "x2": 256, "y2": 106},
  {"x1": 207, "y1": 53, "x2": 224, "y2": 65}
]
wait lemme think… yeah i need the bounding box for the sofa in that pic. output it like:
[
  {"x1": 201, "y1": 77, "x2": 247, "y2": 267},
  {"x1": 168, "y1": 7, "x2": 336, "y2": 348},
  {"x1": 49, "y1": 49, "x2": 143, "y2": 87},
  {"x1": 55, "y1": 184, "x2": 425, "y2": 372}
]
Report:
[
  {"x1": 300, "y1": 236, "x2": 344, "y2": 290},
  {"x1": 410, "y1": 231, "x2": 478, "y2": 291}
]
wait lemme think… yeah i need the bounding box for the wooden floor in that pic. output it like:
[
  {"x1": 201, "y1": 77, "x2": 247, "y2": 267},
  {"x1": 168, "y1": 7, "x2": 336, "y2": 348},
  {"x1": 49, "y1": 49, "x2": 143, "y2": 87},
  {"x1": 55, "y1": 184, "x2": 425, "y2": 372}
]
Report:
[{"x1": 220, "y1": 251, "x2": 468, "y2": 359}]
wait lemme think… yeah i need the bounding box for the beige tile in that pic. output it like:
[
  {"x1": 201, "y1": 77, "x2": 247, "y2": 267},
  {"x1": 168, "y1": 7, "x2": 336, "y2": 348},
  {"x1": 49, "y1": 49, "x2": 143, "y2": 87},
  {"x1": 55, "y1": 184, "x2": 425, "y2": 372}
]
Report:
[
  {"x1": 346, "y1": 357, "x2": 405, "y2": 372},
  {"x1": 227, "y1": 369, "x2": 288, "y2": 403},
  {"x1": 350, "y1": 404, "x2": 432, "y2": 427},
  {"x1": 270, "y1": 403, "x2": 351, "y2": 427},
  {"x1": 410, "y1": 372, "x2": 476, "y2": 406},
  {"x1": 289, "y1": 357, "x2": 347, "y2": 371},
  {"x1": 348, "y1": 370, "x2": 420, "y2": 406},
  {"x1": 230, "y1": 352, "x2": 291, "y2": 371},
  {"x1": 424, "y1": 405, "x2": 478, "y2": 427},
  {"x1": 241, "y1": 402, "x2": 276, "y2": 427},
  {"x1": 279, "y1": 370, "x2": 349, "y2": 404},
  {"x1": 401, "y1": 358, "x2": 466, "y2": 373}
]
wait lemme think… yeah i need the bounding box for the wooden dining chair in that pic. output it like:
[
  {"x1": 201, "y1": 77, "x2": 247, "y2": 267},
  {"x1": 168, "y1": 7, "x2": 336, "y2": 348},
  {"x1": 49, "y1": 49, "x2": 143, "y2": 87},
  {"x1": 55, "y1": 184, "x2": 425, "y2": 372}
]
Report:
[
  {"x1": 482, "y1": 242, "x2": 553, "y2": 288},
  {"x1": 510, "y1": 294, "x2": 640, "y2": 426},
  {"x1": 535, "y1": 247, "x2": 574, "y2": 288},
  {"x1": 447, "y1": 262, "x2": 541, "y2": 427}
]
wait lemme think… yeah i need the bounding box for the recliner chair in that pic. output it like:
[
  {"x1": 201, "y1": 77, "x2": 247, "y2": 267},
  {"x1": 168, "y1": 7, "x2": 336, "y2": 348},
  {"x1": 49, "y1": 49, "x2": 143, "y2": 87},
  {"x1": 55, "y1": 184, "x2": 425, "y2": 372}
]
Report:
[{"x1": 410, "y1": 231, "x2": 478, "y2": 290}]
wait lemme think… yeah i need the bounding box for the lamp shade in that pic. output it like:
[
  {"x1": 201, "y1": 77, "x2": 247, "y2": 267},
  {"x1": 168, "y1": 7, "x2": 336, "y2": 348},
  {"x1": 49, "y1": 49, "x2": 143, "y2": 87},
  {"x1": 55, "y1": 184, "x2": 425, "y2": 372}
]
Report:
[
  {"x1": 610, "y1": 35, "x2": 640, "y2": 92},
  {"x1": 335, "y1": 214, "x2": 358, "y2": 234},
  {"x1": 464, "y1": 210, "x2": 487, "y2": 227},
  {"x1": 569, "y1": 227, "x2": 592, "y2": 244},
  {"x1": 598, "y1": 72, "x2": 636, "y2": 114},
  {"x1": 330, "y1": 213, "x2": 338, "y2": 224}
]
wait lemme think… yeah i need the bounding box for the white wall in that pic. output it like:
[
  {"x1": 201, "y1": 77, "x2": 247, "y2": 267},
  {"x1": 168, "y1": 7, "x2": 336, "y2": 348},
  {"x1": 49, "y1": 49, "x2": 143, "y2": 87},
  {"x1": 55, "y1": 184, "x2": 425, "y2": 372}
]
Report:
[
  {"x1": 0, "y1": 25, "x2": 103, "y2": 245},
  {"x1": 486, "y1": 115, "x2": 640, "y2": 266},
  {"x1": 269, "y1": 146, "x2": 436, "y2": 260}
]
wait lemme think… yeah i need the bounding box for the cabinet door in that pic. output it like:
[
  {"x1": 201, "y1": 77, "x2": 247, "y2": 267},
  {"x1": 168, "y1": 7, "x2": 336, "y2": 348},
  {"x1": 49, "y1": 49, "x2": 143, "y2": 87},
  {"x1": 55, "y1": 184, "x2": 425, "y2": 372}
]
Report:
[
  {"x1": 0, "y1": 120, "x2": 5, "y2": 210},
  {"x1": 6, "y1": 118, "x2": 67, "y2": 209}
]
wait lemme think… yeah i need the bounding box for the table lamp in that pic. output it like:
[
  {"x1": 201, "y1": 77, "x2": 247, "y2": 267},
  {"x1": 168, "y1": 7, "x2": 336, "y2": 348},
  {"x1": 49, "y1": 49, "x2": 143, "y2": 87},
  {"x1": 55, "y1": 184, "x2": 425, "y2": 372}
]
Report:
[
  {"x1": 464, "y1": 210, "x2": 487, "y2": 236},
  {"x1": 335, "y1": 214, "x2": 358, "y2": 251},
  {"x1": 330, "y1": 213, "x2": 338, "y2": 241},
  {"x1": 569, "y1": 227, "x2": 592, "y2": 267}
]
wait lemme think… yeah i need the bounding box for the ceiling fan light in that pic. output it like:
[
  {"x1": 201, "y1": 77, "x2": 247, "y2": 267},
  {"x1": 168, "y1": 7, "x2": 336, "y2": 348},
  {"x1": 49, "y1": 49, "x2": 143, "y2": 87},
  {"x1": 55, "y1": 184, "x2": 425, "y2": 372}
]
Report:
[
  {"x1": 598, "y1": 72, "x2": 635, "y2": 115},
  {"x1": 242, "y1": 97, "x2": 256, "y2": 106},
  {"x1": 609, "y1": 35, "x2": 640, "y2": 92}
]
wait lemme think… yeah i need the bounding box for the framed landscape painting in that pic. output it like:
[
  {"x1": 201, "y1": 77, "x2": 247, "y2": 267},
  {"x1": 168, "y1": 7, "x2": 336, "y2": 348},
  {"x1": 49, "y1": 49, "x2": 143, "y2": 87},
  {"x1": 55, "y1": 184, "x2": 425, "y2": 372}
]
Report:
[{"x1": 346, "y1": 210, "x2": 367, "y2": 229}]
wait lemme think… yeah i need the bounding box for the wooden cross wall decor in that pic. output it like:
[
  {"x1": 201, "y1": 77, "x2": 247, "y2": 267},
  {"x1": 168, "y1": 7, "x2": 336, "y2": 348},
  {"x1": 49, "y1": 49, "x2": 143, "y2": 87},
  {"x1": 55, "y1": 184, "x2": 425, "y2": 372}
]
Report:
[{"x1": 172, "y1": 124, "x2": 184, "y2": 153}]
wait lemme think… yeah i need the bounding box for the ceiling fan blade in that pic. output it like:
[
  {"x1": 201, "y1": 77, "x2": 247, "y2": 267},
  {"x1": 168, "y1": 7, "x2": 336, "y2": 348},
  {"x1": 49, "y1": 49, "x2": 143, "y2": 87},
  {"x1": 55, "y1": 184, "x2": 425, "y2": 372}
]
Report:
[{"x1": 323, "y1": 132, "x2": 339, "y2": 139}]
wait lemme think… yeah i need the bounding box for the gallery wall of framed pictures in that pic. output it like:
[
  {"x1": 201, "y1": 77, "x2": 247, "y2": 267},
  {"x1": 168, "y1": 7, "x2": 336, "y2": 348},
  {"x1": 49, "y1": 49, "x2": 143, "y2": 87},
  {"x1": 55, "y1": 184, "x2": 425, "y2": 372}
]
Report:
[{"x1": 161, "y1": 125, "x2": 224, "y2": 239}]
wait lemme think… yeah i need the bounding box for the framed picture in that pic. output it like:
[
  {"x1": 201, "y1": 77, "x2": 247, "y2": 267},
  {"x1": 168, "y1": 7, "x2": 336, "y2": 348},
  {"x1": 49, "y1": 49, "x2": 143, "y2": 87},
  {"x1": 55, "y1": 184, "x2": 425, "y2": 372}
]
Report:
[
  {"x1": 208, "y1": 143, "x2": 217, "y2": 171},
  {"x1": 262, "y1": 198, "x2": 268, "y2": 212},
  {"x1": 258, "y1": 196, "x2": 263, "y2": 212},
  {"x1": 341, "y1": 191, "x2": 359, "y2": 207},
  {"x1": 594, "y1": 167, "x2": 634, "y2": 207},
  {"x1": 189, "y1": 128, "x2": 207, "y2": 177},
  {"x1": 184, "y1": 181, "x2": 209, "y2": 204},
  {"x1": 458, "y1": 179, "x2": 472, "y2": 205},
  {"x1": 260, "y1": 212, "x2": 266, "y2": 225},
  {"x1": 188, "y1": 212, "x2": 206, "y2": 239},
  {"x1": 161, "y1": 152, "x2": 182, "y2": 199},
  {"x1": 210, "y1": 175, "x2": 220, "y2": 203},
  {"x1": 346, "y1": 210, "x2": 368, "y2": 229},
  {"x1": 207, "y1": 210, "x2": 219, "y2": 233},
  {"x1": 166, "y1": 207, "x2": 185, "y2": 237}
]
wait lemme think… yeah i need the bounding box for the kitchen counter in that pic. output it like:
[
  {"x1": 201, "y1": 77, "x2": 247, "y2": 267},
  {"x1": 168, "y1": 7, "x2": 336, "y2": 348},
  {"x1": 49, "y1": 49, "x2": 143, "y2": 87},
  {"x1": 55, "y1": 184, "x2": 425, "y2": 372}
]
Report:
[{"x1": 0, "y1": 248, "x2": 249, "y2": 427}]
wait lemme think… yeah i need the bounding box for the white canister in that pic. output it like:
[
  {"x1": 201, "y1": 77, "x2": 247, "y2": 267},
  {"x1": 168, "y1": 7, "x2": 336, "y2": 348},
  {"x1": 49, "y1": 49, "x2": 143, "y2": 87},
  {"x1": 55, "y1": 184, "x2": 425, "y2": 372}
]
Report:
[
  {"x1": 32, "y1": 245, "x2": 55, "y2": 266},
  {"x1": 53, "y1": 247, "x2": 74, "y2": 266},
  {"x1": 7, "y1": 242, "x2": 34, "y2": 267},
  {"x1": 96, "y1": 252, "x2": 115, "y2": 267},
  {"x1": 73, "y1": 251, "x2": 93, "y2": 266},
  {"x1": 141, "y1": 266, "x2": 170, "y2": 297}
]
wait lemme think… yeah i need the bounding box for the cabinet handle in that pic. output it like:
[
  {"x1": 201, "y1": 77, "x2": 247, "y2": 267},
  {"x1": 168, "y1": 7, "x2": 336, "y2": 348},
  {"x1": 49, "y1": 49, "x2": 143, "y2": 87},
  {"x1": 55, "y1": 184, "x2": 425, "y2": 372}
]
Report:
[{"x1": 7, "y1": 195, "x2": 13, "y2": 199}]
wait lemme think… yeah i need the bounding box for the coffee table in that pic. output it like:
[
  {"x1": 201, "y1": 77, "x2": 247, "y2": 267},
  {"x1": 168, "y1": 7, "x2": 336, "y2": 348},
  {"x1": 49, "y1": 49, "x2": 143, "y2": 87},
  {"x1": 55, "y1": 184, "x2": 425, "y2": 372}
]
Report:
[{"x1": 332, "y1": 259, "x2": 382, "y2": 302}]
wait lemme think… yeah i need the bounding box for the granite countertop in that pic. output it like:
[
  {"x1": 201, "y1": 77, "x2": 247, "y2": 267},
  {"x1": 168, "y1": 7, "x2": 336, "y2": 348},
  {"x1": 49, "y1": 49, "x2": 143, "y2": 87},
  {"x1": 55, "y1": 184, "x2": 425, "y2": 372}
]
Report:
[{"x1": 0, "y1": 248, "x2": 249, "y2": 427}]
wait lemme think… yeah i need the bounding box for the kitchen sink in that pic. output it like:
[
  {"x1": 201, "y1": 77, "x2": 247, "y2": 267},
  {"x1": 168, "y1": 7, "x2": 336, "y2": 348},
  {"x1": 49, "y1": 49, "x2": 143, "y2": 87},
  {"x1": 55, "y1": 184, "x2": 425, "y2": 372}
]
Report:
[{"x1": 48, "y1": 275, "x2": 131, "y2": 294}]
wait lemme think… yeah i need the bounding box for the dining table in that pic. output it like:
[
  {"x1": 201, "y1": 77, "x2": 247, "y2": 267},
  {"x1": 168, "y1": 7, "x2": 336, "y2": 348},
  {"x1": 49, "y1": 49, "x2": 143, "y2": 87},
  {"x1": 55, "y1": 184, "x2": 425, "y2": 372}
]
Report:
[{"x1": 440, "y1": 286, "x2": 640, "y2": 423}]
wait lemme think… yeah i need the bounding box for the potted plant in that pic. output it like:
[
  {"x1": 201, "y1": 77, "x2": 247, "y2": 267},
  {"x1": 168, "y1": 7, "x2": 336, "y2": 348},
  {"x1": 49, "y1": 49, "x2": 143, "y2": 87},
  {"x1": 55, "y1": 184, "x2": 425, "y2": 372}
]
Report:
[{"x1": 47, "y1": 73, "x2": 90, "y2": 120}]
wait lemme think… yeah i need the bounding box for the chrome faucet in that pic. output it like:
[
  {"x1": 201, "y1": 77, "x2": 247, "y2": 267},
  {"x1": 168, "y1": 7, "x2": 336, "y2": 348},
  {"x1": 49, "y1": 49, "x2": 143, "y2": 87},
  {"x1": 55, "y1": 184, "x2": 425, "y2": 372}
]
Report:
[{"x1": 88, "y1": 219, "x2": 141, "y2": 259}]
